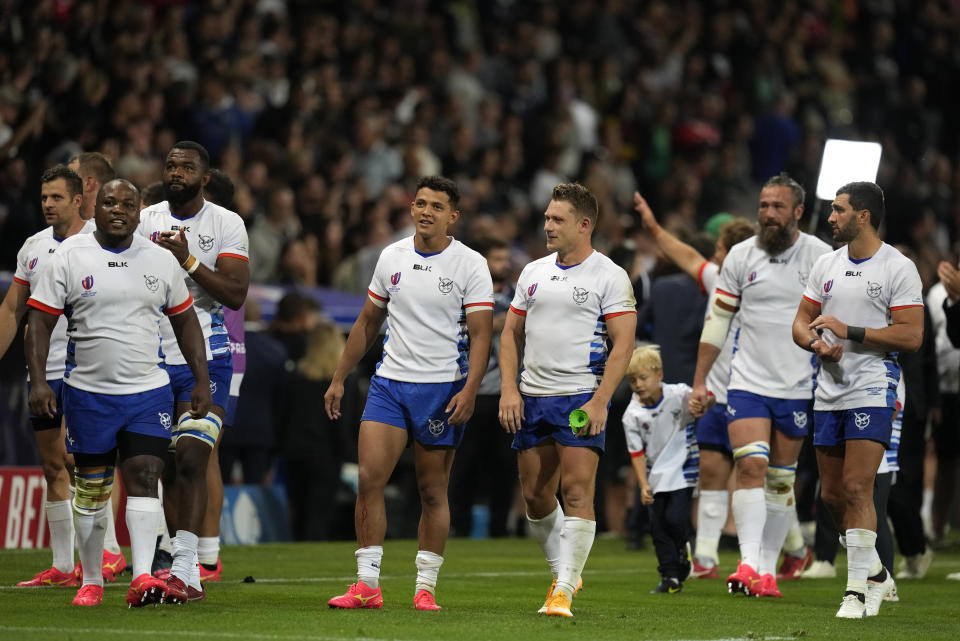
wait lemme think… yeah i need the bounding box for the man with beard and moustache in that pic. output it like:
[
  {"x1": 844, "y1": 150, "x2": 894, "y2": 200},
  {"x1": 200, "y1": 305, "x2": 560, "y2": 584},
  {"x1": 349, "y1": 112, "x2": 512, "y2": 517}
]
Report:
[
  {"x1": 25, "y1": 179, "x2": 211, "y2": 607},
  {"x1": 689, "y1": 174, "x2": 831, "y2": 599},
  {"x1": 137, "y1": 141, "x2": 249, "y2": 603},
  {"x1": 792, "y1": 181, "x2": 921, "y2": 618}
]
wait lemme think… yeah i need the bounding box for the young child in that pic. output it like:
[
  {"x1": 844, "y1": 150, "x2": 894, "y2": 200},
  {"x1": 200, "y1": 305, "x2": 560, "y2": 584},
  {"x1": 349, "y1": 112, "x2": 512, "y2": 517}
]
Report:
[{"x1": 622, "y1": 346, "x2": 710, "y2": 593}]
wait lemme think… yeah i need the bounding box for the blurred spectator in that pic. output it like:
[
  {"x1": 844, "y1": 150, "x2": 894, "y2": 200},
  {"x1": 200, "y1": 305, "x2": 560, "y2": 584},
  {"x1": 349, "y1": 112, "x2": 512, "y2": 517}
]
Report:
[
  {"x1": 249, "y1": 186, "x2": 301, "y2": 283},
  {"x1": 269, "y1": 292, "x2": 322, "y2": 363}
]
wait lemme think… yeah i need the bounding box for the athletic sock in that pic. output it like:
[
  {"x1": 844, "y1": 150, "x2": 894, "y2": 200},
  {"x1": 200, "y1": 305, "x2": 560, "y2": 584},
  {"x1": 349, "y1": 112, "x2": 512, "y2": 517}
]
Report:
[
  {"x1": 356, "y1": 546, "x2": 383, "y2": 588},
  {"x1": 126, "y1": 497, "x2": 162, "y2": 578},
  {"x1": 555, "y1": 516, "x2": 595, "y2": 596},
  {"x1": 414, "y1": 550, "x2": 443, "y2": 595},
  {"x1": 782, "y1": 505, "x2": 806, "y2": 557},
  {"x1": 46, "y1": 499, "x2": 74, "y2": 573},
  {"x1": 198, "y1": 536, "x2": 220, "y2": 566},
  {"x1": 731, "y1": 488, "x2": 765, "y2": 568},
  {"x1": 526, "y1": 501, "x2": 565, "y2": 578},
  {"x1": 103, "y1": 503, "x2": 122, "y2": 555},
  {"x1": 695, "y1": 490, "x2": 727, "y2": 566},
  {"x1": 845, "y1": 528, "x2": 876, "y2": 596},
  {"x1": 759, "y1": 501, "x2": 792, "y2": 576},
  {"x1": 171, "y1": 530, "x2": 199, "y2": 586},
  {"x1": 75, "y1": 505, "x2": 107, "y2": 587}
]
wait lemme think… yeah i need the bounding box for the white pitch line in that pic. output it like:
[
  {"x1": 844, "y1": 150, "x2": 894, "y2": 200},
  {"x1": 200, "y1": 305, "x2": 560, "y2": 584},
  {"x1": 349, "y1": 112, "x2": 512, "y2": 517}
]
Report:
[{"x1": 0, "y1": 626, "x2": 416, "y2": 641}]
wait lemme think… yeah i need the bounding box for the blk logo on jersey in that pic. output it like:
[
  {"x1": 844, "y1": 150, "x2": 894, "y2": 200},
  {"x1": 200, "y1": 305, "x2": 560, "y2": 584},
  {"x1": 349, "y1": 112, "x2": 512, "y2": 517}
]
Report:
[
  {"x1": 845, "y1": 271, "x2": 862, "y2": 277},
  {"x1": 82, "y1": 275, "x2": 94, "y2": 290},
  {"x1": 528, "y1": 283, "x2": 538, "y2": 297},
  {"x1": 824, "y1": 280, "x2": 833, "y2": 293},
  {"x1": 572, "y1": 287, "x2": 589, "y2": 304},
  {"x1": 144, "y1": 275, "x2": 159, "y2": 292},
  {"x1": 391, "y1": 272, "x2": 401, "y2": 286},
  {"x1": 108, "y1": 261, "x2": 128, "y2": 268},
  {"x1": 413, "y1": 264, "x2": 431, "y2": 272},
  {"x1": 866, "y1": 282, "x2": 882, "y2": 298},
  {"x1": 29, "y1": 257, "x2": 38, "y2": 269},
  {"x1": 171, "y1": 225, "x2": 190, "y2": 232},
  {"x1": 854, "y1": 412, "x2": 871, "y2": 430},
  {"x1": 198, "y1": 235, "x2": 215, "y2": 252},
  {"x1": 748, "y1": 271, "x2": 757, "y2": 282},
  {"x1": 428, "y1": 418, "x2": 446, "y2": 436},
  {"x1": 438, "y1": 276, "x2": 454, "y2": 294}
]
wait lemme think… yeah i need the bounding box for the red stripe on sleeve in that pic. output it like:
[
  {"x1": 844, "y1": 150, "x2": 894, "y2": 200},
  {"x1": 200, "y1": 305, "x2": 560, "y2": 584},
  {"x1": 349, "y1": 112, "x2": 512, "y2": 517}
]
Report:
[
  {"x1": 217, "y1": 253, "x2": 249, "y2": 262},
  {"x1": 26, "y1": 298, "x2": 63, "y2": 316},
  {"x1": 802, "y1": 295, "x2": 822, "y2": 307},
  {"x1": 696, "y1": 261, "x2": 709, "y2": 295},
  {"x1": 13, "y1": 277, "x2": 29, "y2": 286},
  {"x1": 508, "y1": 305, "x2": 526, "y2": 316},
  {"x1": 604, "y1": 310, "x2": 638, "y2": 320},
  {"x1": 463, "y1": 301, "x2": 494, "y2": 308},
  {"x1": 368, "y1": 289, "x2": 388, "y2": 302},
  {"x1": 890, "y1": 304, "x2": 923, "y2": 311},
  {"x1": 164, "y1": 295, "x2": 195, "y2": 316},
  {"x1": 629, "y1": 450, "x2": 645, "y2": 458}
]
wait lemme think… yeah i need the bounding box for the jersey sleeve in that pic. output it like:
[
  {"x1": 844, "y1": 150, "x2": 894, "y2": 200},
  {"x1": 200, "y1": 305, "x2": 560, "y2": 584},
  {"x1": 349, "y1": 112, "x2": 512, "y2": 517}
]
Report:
[
  {"x1": 13, "y1": 239, "x2": 32, "y2": 286},
  {"x1": 600, "y1": 266, "x2": 637, "y2": 319},
  {"x1": 622, "y1": 406, "x2": 646, "y2": 457},
  {"x1": 366, "y1": 248, "x2": 391, "y2": 308},
  {"x1": 717, "y1": 246, "x2": 744, "y2": 299},
  {"x1": 163, "y1": 254, "x2": 194, "y2": 316},
  {"x1": 698, "y1": 261, "x2": 719, "y2": 296},
  {"x1": 889, "y1": 258, "x2": 924, "y2": 310},
  {"x1": 25, "y1": 251, "x2": 67, "y2": 315},
  {"x1": 802, "y1": 254, "x2": 827, "y2": 307},
  {"x1": 508, "y1": 264, "x2": 532, "y2": 316},
  {"x1": 217, "y1": 214, "x2": 250, "y2": 262},
  {"x1": 462, "y1": 254, "x2": 494, "y2": 314}
]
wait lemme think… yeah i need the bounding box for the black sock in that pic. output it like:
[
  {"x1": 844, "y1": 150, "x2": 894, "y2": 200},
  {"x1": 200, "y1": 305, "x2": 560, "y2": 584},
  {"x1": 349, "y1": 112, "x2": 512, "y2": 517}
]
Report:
[
  {"x1": 844, "y1": 590, "x2": 866, "y2": 603},
  {"x1": 201, "y1": 562, "x2": 218, "y2": 571},
  {"x1": 868, "y1": 567, "x2": 888, "y2": 582}
]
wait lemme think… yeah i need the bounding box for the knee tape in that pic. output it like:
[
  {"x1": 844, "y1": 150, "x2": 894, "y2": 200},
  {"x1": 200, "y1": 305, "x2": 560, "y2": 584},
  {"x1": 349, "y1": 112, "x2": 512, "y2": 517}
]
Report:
[
  {"x1": 732, "y1": 440, "x2": 770, "y2": 463},
  {"x1": 174, "y1": 411, "x2": 222, "y2": 448},
  {"x1": 73, "y1": 467, "x2": 115, "y2": 515},
  {"x1": 764, "y1": 463, "x2": 797, "y2": 507}
]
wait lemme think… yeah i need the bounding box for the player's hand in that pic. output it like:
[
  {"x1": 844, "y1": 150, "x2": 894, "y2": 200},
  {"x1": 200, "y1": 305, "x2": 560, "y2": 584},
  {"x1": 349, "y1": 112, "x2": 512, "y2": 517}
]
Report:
[
  {"x1": 633, "y1": 192, "x2": 659, "y2": 231},
  {"x1": 808, "y1": 314, "x2": 850, "y2": 339},
  {"x1": 324, "y1": 379, "x2": 344, "y2": 420},
  {"x1": 937, "y1": 260, "x2": 960, "y2": 302},
  {"x1": 189, "y1": 383, "x2": 212, "y2": 418},
  {"x1": 28, "y1": 381, "x2": 57, "y2": 418},
  {"x1": 157, "y1": 228, "x2": 190, "y2": 264},
  {"x1": 810, "y1": 337, "x2": 843, "y2": 362},
  {"x1": 689, "y1": 384, "x2": 710, "y2": 418},
  {"x1": 498, "y1": 387, "x2": 525, "y2": 434},
  {"x1": 640, "y1": 484, "x2": 654, "y2": 506},
  {"x1": 579, "y1": 397, "x2": 608, "y2": 437},
  {"x1": 445, "y1": 387, "x2": 477, "y2": 426}
]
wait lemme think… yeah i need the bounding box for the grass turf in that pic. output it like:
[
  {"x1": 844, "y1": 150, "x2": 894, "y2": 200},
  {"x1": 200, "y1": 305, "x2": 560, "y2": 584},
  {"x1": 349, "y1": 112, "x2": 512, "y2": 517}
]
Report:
[{"x1": 1, "y1": 536, "x2": 958, "y2": 641}]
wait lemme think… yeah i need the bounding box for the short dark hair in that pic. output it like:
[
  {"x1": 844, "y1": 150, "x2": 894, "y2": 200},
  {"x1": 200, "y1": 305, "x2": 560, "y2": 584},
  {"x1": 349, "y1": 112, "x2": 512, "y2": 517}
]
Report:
[
  {"x1": 70, "y1": 152, "x2": 116, "y2": 185},
  {"x1": 472, "y1": 236, "x2": 508, "y2": 258},
  {"x1": 762, "y1": 173, "x2": 806, "y2": 209},
  {"x1": 170, "y1": 140, "x2": 210, "y2": 170},
  {"x1": 204, "y1": 169, "x2": 235, "y2": 208},
  {"x1": 416, "y1": 175, "x2": 460, "y2": 209},
  {"x1": 141, "y1": 181, "x2": 165, "y2": 207},
  {"x1": 97, "y1": 178, "x2": 140, "y2": 203},
  {"x1": 837, "y1": 181, "x2": 885, "y2": 229},
  {"x1": 41, "y1": 165, "x2": 83, "y2": 197},
  {"x1": 551, "y1": 182, "x2": 598, "y2": 225}
]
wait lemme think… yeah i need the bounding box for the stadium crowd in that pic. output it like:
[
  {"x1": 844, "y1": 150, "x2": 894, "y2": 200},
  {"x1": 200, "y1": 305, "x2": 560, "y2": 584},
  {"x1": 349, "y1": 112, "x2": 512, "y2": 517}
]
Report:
[{"x1": 1, "y1": 0, "x2": 960, "y2": 611}]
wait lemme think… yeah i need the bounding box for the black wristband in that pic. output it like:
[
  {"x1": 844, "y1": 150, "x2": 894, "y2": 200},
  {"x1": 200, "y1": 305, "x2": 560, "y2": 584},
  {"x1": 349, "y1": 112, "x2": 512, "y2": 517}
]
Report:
[{"x1": 847, "y1": 326, "x2": 866, "y2": 343}]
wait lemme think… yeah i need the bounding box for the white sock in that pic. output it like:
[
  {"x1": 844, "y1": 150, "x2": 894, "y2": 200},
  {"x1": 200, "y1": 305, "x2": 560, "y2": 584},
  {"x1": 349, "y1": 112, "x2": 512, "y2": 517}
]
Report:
[
  {"x1": 868, "y1": 546, "x2": 883, "y2": 576},
  {"x1": 356, "y1": 546, "x2": 383, "y2": 588},
  {"x1": 526, "y1": 501, "x2": 565, "y2": 578},
  {"x1": 190, "y1": 551, "x2": 201, "y2": 588},
  {"x1": 126, "y1": 497, "x2": 162, "y2": 578},
  {"x1": 74, "y1": 505, "x2": 108, "y2": 587},
  {"x1": 103, "y1": 503, "x2": 121, "y2": 554},
  {"x1": 555, "y1": 516, "x2": 595, "y2": 596},
  {"x1": 782, "y1": 506, "x2": 805, "y2": 557},
  {"x1": 731, "y1": 488, "x2": 766, "y2": 569},
  {"x1": 414, "y1": 550, "x2": 444, "y2": 595},
  {"x1": 172, "y1": 530, "x2": 199, "y2": 586},
  {"x1": 695, "y1": 490, "x2": 727, "y2": 566},
  {"x1": 759, "y1": 502, "x2": 792, "y2": 576},
  {"x1": 845, "y1": 528, "x2": 876, "y2": 595},
  {"x1": 198, "y1": 536, "x2": 220, "y2": 566},
  {"x1": 46, "y1": 499, "x2": 74, "y2": 573}
]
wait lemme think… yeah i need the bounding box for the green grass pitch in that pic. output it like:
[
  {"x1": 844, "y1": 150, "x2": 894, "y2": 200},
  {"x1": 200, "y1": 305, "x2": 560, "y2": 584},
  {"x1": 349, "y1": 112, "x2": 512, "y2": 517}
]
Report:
[{"x1": 1, "y1": 536, "x2": 958, "y2": 640}]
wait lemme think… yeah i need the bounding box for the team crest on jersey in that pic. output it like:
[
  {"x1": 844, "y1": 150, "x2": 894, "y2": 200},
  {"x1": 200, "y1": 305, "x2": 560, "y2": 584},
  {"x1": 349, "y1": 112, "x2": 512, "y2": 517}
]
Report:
[
  {"x1": 866, "y1": 282, "x2": 882, "y2": 298},
  {"x1": 528, "y1": 283, "x2": 538, "y2": 297},
  {"x1": 29, "y1": 257, "x2": 38, "y2": 270},
  {"x1": 824, "y1": 280, "x2": 833, "y2": 293},
  {"x1": 198, "y1": 235, "x2": 215, "y2": 252},
  {"x1": 438, "y1": 276, "x2": 454, "y2": 294},
  {"x1": 144, "y1": 275, "x2": 159, "y2": 292},
  {"x1": 159, "y1": 412, "x2": 172, "y2": 430},
  {"x1": 748, "y1": 271, "x2": 757, "y2": 282},
  {"x1": 428, "y1": 418, "x2": 446, "y2": 436},
  {"x1": 793, "y1": 411, "x2": 807, "y2": 428},
  {"x1": 572, "y1": 287, "x2": 589, "y2": 305},
  {"x1": 391, "y1": 272, "x2": 401, "y2": 286},
  {"x1": 854, "y1": 412, "x2": 871, "y2": 430}
]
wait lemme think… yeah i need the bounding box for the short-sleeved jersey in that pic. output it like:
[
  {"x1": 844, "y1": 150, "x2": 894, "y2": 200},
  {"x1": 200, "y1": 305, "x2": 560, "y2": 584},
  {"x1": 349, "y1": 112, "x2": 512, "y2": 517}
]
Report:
[
  {"x1": 699, "y1": 261, "x2": 739, "y2": 404},
  {"x1": 14, "y1": 221, "x2": 95, "y2": 381},
  {"x1": 26, "y1": 234, "x2": 193, "y2": 394},
  {"x1": 927, "y1": 282, "x2": 960, "y2": 394},
  {"x1": 510, "y1": 251, "x2": 636, "y2": 396},
  {"x1": 802, "y1": 243, "x2": 924, "y2": 411},
  {"x1": 367, "y1": 236, "x2": 493, "y2": 383},
  {"x1": 622, "y1": 383, "x2": 699, "y2": 493},
  {"x1": 138, "y1": 200, "x2": 249, "y2": 365},
  {"x1": 718, "y1": 233, "x2": 832, "y2": 399}
]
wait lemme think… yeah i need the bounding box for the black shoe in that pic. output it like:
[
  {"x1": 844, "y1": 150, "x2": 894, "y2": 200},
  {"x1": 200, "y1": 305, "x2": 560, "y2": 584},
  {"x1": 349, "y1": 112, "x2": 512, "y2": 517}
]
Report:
[{"x1": 650, "y1": 577, "x2": 682, "y2": 594}]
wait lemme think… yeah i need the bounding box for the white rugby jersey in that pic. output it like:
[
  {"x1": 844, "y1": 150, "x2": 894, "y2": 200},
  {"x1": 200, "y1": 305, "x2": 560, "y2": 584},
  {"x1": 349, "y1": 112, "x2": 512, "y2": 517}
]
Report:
[
  {"x1": 138, "y1": 200, "x2": 249, "y2": 365},
  {"x1": 803, "y1": 243, "x2": 923, "y2": 411},
  {"x1": 26, "y1": 234, "x2": 193, "y2": 394},
  {"x1": 718, "y1": 233, "x2": 832, "y2": 399},
  {"x1": 510, "y1": 251, "x2": 636, "y2": 396},
  {"x1": 367, "y1": 236, "x2": 493, "y2": 382},
  {"x1": 698, "y1": 261, "x2": 739, "y2": 404},
  {"x1": 622, "y1": 383, "x2": 699, "y2": 493},
  {"x1": 14, "y1": 221, "x2": 95, "y2": 381},
  {"x1": 926, "y1": 282, "x2": 960, "y2": 394}
]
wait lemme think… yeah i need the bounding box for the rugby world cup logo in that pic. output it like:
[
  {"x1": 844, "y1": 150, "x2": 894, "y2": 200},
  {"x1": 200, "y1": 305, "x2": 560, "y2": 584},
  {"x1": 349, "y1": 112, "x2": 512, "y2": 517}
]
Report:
[
  {"x1": 824, "y1": 280, "x2": 833, "y2": 293},
  {"x1": 528, "y1": 283, "x2": 538, "y2": 297},
  {"x1": 748, "y1": 271, "x2": 757, "y2": 282},
  {"x1": 854, "y1": 412, "x2": 871, "y2": 430},
  {"x1": 29, "y1": 257, "x2": 38, "y2": 270},
  {"x1": 391, "y1": 272, "x2": 401, "y2": 286},
  {"x1": 149, "y1": 231, "x2": 162, "y2": 243},
  {"x1": 82, "y1": 275, "x2": 94, "y2": 290}
]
